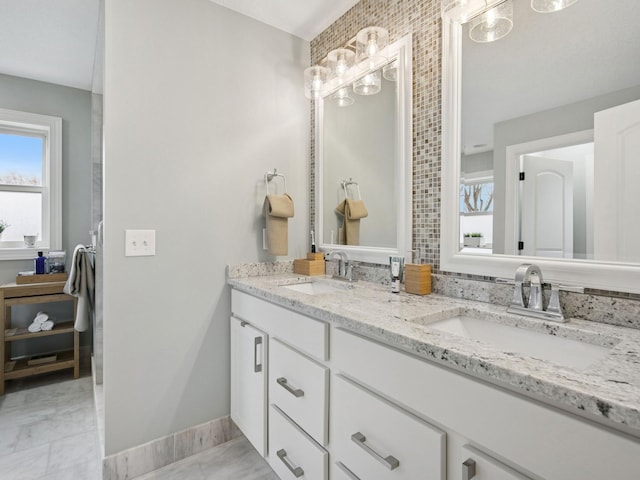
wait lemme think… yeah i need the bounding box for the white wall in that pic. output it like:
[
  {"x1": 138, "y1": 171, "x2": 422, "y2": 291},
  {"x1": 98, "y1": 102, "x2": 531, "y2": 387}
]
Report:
[{"x1": 103, "y1": 0, "x2": 310, "y2": 455}]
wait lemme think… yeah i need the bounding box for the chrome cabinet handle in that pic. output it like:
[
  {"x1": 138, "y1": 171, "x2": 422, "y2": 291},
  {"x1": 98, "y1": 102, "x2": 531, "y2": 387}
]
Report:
[
  {"x1": 253, "y1": 337, "x2": 262, "y2": 373},
  {"x1": 277, "y1": 449, "x2": 304, "y2": 478},
  {"x1": 336, "y1": 461, "x2": 361, "y2": 479},
  {"x1": 277, "y1": 377, "x2": 304, "y2": 397},
  {"x1": 462, "y1": 458, "x2": 476, "y2": 480},
  {"x1": 351, "y1": 432, "x2": 399, "y2": 470}
]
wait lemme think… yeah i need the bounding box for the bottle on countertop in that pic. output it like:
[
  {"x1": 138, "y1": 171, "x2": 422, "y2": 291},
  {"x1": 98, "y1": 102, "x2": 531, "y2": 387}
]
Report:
[
  {"x1": 390, "y1": 256, "x2": 404, "y2": 293},
  {"x1": 34, "y1": 251, "x2": 47, "y2": 275}
]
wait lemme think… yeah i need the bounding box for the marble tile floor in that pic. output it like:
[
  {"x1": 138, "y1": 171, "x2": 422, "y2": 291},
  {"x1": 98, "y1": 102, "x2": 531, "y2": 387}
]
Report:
[
  {"x1": 134, "y1": 437, "x2": 278, "y2": 480},
  {"x1": 0, "y1": 370, "x2": 101, "y2": 480}
]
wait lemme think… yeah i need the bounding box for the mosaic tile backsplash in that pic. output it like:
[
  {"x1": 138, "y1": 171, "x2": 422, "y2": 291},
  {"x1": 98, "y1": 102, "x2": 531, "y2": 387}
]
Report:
[{"x1": 309, "y1": 0, "x2": 640, "y2": 317}]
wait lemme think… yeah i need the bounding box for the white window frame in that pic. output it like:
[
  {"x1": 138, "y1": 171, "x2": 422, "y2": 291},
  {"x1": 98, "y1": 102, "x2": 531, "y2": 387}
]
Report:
[{"x1": 0, "y1": 108, "x2": 62, "y2": 261}]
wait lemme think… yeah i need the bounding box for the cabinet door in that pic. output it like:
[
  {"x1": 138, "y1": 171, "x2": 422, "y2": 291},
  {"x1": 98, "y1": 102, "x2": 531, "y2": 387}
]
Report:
[
  {"x1": 230, "y1": 316, "x2": 267, "y2": 456},
  {"x1": 459, "y1": 445, "x2": 532, "y2": 480},
  {"x1": 331, "y1": 374, "x2": 445, "y2": 480}
]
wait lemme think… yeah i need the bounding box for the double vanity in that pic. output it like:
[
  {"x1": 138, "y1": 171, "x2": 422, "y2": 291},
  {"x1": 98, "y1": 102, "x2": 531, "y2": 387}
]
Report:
[{"x1": 228, "y1": 268, "x2": 640, "y2": 480}]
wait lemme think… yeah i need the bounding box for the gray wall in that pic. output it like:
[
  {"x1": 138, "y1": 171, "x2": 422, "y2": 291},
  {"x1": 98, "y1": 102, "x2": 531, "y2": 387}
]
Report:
[
  {"x1": 103, "y1": 0, "x2": 310, "y2": 455},
  {"x1": 0, "y1": 73, "x2": 92, "y2": 356}
]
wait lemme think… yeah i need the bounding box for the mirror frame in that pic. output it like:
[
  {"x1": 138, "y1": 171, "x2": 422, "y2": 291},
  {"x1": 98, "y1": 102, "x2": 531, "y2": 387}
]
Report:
[
  {"x1": 440, "y1": 13, "x2": 640, "y2": 293},
  {"x1": 315, "y1": 34, "x2": 412, "y2": 264}
]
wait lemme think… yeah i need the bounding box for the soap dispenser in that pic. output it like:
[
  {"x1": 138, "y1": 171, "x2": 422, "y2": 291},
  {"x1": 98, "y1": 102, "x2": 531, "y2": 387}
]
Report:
[{"x1": 34, "y1": 251, "x2": 47, "y2": 275}]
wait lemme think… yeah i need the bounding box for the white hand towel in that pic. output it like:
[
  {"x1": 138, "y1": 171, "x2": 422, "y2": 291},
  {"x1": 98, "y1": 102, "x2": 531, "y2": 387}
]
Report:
[{"x1": 40, "y1": 320, "x2": 54, "y2": 331}]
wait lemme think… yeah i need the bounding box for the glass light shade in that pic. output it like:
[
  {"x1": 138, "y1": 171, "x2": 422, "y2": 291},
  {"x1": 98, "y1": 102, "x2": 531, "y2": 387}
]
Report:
[
  {"x1": 332, "y1": 88, "x2": 355, "y2": 107},
  {"x1": 383, "y1": 59, "x2": 398, "y2": 82},
  {"x1": 304, "y1": 65, "x2": 329, "y2": 100},
  {"x1": 469, "y1": 0, "x2": 513, "y2": 43},
  {"x1": 441, "y1": 0, "x2": 487, "y2": 23},
  {"x1": 356, "y1": 26, "x2": 389, "y2": 71},
  {"x1": 327, "y1": 48, "x2": 356, "y2": 83},
  {"x1": 353, "y1": 70, "x2": 382, "y2": 96},
  {"x1": 531, "y1": 0, "x2": 578, "y2": 13}
]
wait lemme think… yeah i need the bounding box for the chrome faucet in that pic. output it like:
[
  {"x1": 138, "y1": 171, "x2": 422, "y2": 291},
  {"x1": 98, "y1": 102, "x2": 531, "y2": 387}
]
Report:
[
  {"x1": 325, "y1": 250, "x2": 357, "y2": 282},
  {"x1": 507, "y1": 263, "x2": 566, "y2": 322}
]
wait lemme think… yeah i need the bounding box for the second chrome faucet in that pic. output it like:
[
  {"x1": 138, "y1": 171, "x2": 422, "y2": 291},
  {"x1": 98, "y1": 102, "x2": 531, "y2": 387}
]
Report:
[{"x1": 507, "y1": 263, "x2": 566, "y2": 322}]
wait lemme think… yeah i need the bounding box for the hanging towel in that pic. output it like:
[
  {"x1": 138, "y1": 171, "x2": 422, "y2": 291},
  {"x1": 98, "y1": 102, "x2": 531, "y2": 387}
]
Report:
[
  {"x1": 64, "y1": 244, "x2": 95, "y2": 332},
  {"x1": 263, "y1": 194, "x2": 294, "y2": 256},
  {"x1": 335, "y1": 199, "x2": 368, "y2": 245}
]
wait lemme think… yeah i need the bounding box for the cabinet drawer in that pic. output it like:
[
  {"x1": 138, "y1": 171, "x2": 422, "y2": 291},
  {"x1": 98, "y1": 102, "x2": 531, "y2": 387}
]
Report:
[
  {"x1": 269, "y1": 339, "x2": 328, "y2": 445},
  {"x1": 268, "y1": 404, "x2": 328, "y2": 480},
  {"x1": 232, "y1": 290, "x2": 328, "y2": 361},
  {"x1": 331, "y1": 462, "x2": 363, "y2": 480},
  {"x1": 331, "y1": 374, "x2": 445, "y2": 480},
  {"x1": 459, "y1": 445, "x2": 532, "y2": 480}
]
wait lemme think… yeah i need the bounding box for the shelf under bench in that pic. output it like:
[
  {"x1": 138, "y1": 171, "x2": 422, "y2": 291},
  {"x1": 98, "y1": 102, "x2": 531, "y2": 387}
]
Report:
[
  {"x1": 5, "y1": 321, "x2": 75, "y2": 341},
  {"x1": 4, "y1": 349, "x2": 76, "y2": 380}
]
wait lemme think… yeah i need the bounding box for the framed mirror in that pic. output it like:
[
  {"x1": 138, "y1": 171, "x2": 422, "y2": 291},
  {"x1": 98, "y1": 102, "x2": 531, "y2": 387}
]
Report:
[
  {"x1": 441, "y1": 0, "x2": 640, "y2": 293},
  {"x1": 316, "y1": 35, "x2": 412, "y2": 264}
]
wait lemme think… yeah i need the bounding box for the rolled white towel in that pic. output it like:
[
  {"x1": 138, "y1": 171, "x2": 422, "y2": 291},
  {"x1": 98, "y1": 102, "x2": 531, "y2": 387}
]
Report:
[
  {"x1": 28, "y1": 322, "x2": 42, "y2": 333},
  {"x1": 28, "y1": 312, "x2": 50, "y2": 333},
  {"x1": 40, "y1": 320, "x2": 55, "y2": 331}
]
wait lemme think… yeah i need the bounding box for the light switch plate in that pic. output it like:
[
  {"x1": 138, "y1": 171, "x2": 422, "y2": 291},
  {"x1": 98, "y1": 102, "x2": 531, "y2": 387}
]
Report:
[{"x1": 125, "y1": 229, "x2": 156, "y2": 256}]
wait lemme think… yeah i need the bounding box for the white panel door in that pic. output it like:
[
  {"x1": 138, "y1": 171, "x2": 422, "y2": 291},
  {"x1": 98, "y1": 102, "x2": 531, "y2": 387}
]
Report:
[
  {"x1": 521, "y1": 154, "x2": 573, "y2": 258},
  {"x1": 230, "y1": 316, "x2": 267, "y2": 456},
  {"x1": 594, "y1": 98, "x2": 640, "y2": 263}
]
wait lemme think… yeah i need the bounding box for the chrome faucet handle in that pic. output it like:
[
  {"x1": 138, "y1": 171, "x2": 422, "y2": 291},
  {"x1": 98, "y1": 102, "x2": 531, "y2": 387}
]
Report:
[
  {"x1": 546, "y1": 284, "x2": 564, "y2": 320},
  {"x1": 528, "y1": 271, "x2": 544, "y2": 311}
]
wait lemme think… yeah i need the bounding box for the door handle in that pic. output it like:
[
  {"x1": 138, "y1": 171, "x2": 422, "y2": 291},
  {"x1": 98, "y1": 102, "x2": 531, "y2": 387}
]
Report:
[
  {"x1": 351, "y1": 432, "x2": 399, "y2": 470},
  {"x1": 277, "y1": 449, "x2": 304, "y2": 478},
  {"x1": 276, "y1": 377, "x2": 304, "y2": 397},
  {"x1": 253, "y1": 337, "x2": 262, "y2": 373},
  {"x1": 462, "y1": 458, "x2": 476, "y2": 480}
]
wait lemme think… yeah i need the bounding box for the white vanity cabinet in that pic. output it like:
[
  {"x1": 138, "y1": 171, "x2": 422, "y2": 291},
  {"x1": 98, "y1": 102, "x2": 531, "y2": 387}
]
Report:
[
  {"x1": 332, "y1": 327, "x2": 640, "y2": 480},
  {"x1": 230, "y1": 316, "x2": 267, "y2": 456},
  {"x1": 231, "y1": 290, "x2": 330, "y2": 478}
]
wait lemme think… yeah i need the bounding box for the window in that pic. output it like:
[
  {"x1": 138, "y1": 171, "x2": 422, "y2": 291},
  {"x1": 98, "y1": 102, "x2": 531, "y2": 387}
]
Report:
[{"x1": 0, "y1": 108, "x2": 61, "y2": 260}]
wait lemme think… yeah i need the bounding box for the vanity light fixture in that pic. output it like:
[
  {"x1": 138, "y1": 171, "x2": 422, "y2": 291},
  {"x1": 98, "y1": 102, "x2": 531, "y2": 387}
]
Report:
[
  {"x1": 353, "y1": 70, "x2": 382, "y2": 96},
  {"x1": 327, "y1": 48, "x2": 356, "y2": 85},
  {"x1": 332, "y1": 87, "x2": 355, "y2": 107},
  {"x1": 304, "y1": 65, "x2": 329, "y2": 100},
  {"x1": 531, "y1": 0, "x2": 579, "y2": 13},
  {"x1": 304, "y1": 26, "x2": 391, "y2": 103},
  {"x1": 469, "y1": 0, "x2": 513, "y2": 43},
  {"x1": 383, "y1": 59, "x2": 398, "y2": 82},
  {"x1": 355, "y1": 26, "x2": 389, "y2": 71},
  {"x1": 444, "y1": 0, "x2": 579, "y2": 44}
]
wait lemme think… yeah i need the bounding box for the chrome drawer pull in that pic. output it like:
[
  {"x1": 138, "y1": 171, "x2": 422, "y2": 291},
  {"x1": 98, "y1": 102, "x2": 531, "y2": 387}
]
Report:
[
  {"x1": 277, "y1": 449, "x2": 304, "y2": 478},
  {"x1": 336, "y1": 461, "x2": 361, "y2": 479},
  {"x1": 462, "y1": 458, "x2": 476, "y2": 480},
  {"x1": 351, "y1": 432, "x2": 399, "y2": 470},
  {"x1": 277, "y1": 377, "x2": 304, "y2": 397},
  {"x1": 253, "y1": 337, "x2": 262, "y2": 373}
]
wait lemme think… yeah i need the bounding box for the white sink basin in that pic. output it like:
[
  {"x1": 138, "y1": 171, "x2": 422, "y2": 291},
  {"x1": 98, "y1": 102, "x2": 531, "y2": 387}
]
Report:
[
  {"x1": 282, "y1": 281, "x2": 347, "y2": 296},
  {"x1": 429, "y1": 315, "x2": 611, "y2": 370}
]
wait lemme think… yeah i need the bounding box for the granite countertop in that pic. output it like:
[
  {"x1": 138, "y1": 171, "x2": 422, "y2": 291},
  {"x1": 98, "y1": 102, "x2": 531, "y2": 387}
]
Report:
[{"x1": 227, "y1": 272, "x2": 640, "y2": 436}]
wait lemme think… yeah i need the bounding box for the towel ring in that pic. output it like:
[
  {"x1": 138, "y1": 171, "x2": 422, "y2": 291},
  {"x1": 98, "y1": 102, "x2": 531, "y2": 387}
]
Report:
[
  {"x1": 341, "y1": 178, "x2": 362, "y2": 200},
  {"x1": 265, "y1": 169, "x2": 287, "y2": 195}
]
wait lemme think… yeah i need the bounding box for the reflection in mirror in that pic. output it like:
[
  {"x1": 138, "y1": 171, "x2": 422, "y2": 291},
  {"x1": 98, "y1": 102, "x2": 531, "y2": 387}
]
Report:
[
  {"x1": 459, "y1": 0, "x2": 640, "y2": 263},
  {"x1": 316, "y1": 35, "x2": 412, "y2": 264},
  {"x1": 441, "y1": 0, "x2": 640, "y2": 292},
  {"x1": 322, "y1": 68, "x2": 396, "y2": 248}
]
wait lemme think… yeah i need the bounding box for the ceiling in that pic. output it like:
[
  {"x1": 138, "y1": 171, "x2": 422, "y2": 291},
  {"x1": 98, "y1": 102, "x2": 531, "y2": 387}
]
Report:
[{"x1": 0, "y1": 0, "x2": 359, "y2": 93}]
